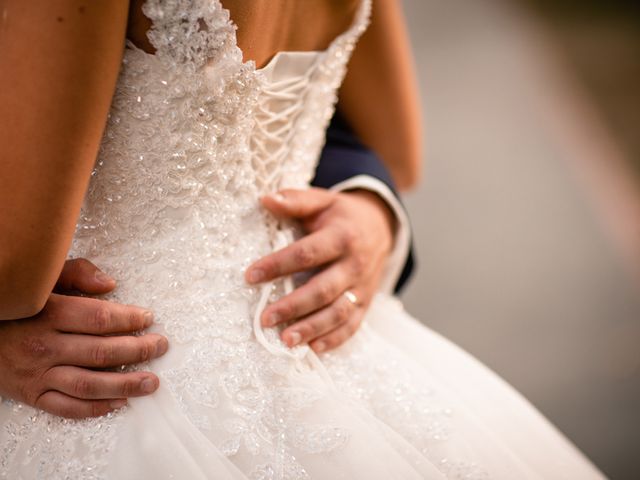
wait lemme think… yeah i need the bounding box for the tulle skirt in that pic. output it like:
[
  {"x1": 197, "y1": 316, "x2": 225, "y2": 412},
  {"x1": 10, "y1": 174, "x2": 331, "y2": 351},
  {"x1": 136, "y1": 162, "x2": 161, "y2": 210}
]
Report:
[{"x1": 0, "y1": 293, "x2": 604, "y2": 479}]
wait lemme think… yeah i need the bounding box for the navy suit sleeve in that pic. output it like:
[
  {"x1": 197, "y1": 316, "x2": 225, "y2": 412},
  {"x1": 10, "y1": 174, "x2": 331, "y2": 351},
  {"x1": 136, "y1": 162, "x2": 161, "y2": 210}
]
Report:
[{"x1": 312, "y1": 110, "x2": 416, "y2": 294}]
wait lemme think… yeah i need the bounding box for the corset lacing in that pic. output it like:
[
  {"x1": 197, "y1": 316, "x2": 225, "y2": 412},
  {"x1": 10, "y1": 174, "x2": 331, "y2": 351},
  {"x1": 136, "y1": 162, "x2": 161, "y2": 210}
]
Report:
[
  {"x1": 248, "y1": 0, "x2": 372, "y2": 368},
  {"x1": 250, "y1": 57, "x2": 321, "y2": 362}
]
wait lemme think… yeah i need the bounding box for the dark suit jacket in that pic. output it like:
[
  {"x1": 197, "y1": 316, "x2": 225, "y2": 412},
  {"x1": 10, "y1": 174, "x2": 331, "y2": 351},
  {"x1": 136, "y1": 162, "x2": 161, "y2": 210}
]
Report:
[{"x1": 312, "y1": 111, "x2": 415, "y2": 293}]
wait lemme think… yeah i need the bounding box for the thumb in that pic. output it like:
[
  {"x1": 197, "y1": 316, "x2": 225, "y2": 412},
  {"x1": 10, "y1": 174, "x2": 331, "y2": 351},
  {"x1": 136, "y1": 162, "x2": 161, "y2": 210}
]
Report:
[
  {"x1": 261, "y1": 188, "x2": 336, "y2": 218},
  {"x1": 55, "y1": 258, "x2": 116, "y2": 294}
]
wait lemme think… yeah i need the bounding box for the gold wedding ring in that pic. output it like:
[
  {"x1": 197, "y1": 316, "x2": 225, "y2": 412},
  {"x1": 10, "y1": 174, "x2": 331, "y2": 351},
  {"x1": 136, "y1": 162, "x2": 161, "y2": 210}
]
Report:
[{"x1": 343, "y1": 290, "x2": 358, "y2": 305}]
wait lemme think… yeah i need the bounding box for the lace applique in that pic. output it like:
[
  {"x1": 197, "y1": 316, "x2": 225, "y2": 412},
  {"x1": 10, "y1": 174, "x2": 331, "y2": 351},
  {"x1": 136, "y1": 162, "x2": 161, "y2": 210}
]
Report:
[
  {"x1": 0, "y1": 399, "x2": 121, "y2": 479},
  {"x1": 143, "y1": 0, "x2": 234, "y2": 70},
  {"x1": 0, "y1": 1, "x2": 376, "y2": 478},
  {"x1": 321, "y1": 330, "x2": 489, "y2": 480},
  {"x1": 159, "y1": 290, "x2": 350, "y2": 477},
  {"x1": 438, "y1": 459, "x2": 490, "y2": 480},
  {"x1": 322, "y1": 332, "x2": 455, "y2": 447}
]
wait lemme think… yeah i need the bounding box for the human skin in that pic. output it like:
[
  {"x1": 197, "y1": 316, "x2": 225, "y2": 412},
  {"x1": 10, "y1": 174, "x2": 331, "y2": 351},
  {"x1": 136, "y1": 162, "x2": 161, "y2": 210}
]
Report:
[
  {"x1": 0, "y1": 259, "x2": 167, "y2": 418},
  {"x1": 0, "y1": 187, "x2": 393, "y2": 418},
  {"x1": 0, "y1": 0, "x2": 419, "y2": 319},
  {"x1": 246, "y1": 187, "x2": 395, "y2": 353},
  {"x1": 0, "y1": 0, "x2": 414, "y2": 418}
]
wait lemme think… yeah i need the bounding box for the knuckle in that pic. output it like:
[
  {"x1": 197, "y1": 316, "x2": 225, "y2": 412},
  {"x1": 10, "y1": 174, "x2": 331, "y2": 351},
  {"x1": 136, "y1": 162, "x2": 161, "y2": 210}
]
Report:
[
  {"x1": 314, "y1": 282, "x2": 334, "y2": 305},
  {"x1": 304, "y1": 320, "x2": 320, "y2": 337},
  {"x1": 127, "y1": 309, "x2": 144, "y2": 331},
  {"x1": 258, "y1": 257, "x2": 277, "y2": 277},
  {"x1": 333, "y1": 302, "x2": 350, "y2": 324},
  {"x1": 323, "y1": 336, "x2": 339, "y2": 350},
  {"x1": 339, "y1": 224, "x2": 357, "y2": 250},
  {"x1": 71, "y1": 375, "x2": 95, "y2": 397},
  {"x1": 136, "y1": 339, "x2": 153, "y2": 362},
  {"x1": 328, "y1": 235, "x2": 344, "y2": 258},
  {"x1": 120, "y1": 378, "x2": 137, "y2": 396},
  {"x1": 91, "y1": 307, "x2": 112, "y2": 332},
  {"x1": 275, "y1": 301, "x2": 295, "y2": 321},
  {"x1": 293, "y1": 244, "x2": 316, "y2": 268},
  {"x1": 92, "y1": 343, "x2": 114, "y2": 367},
  {"x1": 20, "y1": 335, "x2": 51, "y2": 360}
]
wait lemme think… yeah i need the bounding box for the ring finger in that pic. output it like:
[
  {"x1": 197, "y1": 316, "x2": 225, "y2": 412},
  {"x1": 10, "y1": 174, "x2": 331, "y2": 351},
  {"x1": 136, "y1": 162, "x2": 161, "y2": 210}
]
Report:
[
  {"x1": 261, "y1": 262, "x2": 352, "y2": 327},
  {"x1": 308, "y1": 307, "x2": 365, "y2": 353}
]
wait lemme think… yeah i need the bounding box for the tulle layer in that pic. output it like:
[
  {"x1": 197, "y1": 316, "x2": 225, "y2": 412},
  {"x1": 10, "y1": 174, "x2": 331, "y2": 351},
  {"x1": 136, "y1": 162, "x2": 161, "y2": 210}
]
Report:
[{"x1": 1, "y1": 294, "x2": 604, "y2": 479}]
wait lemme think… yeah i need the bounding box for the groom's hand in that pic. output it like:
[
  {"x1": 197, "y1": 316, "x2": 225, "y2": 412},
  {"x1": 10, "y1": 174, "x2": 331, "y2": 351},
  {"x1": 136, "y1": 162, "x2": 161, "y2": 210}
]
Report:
[
  {"x1": 0, "y1": 259, "x2": 168, "y2": 419},
  {"x1": 246, "y1": 188, "x2": 395, "y2": 353}
]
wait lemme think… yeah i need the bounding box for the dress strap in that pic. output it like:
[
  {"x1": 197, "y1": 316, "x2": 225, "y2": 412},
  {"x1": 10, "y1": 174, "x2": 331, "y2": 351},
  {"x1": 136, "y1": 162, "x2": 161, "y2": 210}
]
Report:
[{"x1": 337, "y1": 0, "x2": 372, "y2": 47}]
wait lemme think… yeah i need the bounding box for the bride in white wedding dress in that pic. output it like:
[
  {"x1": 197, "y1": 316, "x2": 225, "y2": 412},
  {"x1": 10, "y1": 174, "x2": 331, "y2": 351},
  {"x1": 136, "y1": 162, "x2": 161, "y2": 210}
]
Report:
[{"x1": 0, "y1": 0, "x2": 605, "y2": 478}]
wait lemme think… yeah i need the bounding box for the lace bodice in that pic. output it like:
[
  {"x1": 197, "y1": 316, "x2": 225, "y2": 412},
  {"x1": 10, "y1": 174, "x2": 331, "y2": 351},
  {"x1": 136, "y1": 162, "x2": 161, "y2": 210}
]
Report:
[
  {"x1": 1, "y1": 2, "x2": 372, "y2": 479},
  {"x1": 0, "y1": 4, "x2": 605, "y2": 480},
  {"x1": 70, "y1": 0, "x2": 370, "y2": 312}
]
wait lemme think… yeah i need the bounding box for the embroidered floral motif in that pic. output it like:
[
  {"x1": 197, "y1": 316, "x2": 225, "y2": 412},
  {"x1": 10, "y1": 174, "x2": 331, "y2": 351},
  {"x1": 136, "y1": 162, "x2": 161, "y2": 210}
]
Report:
[
  {"x1": 1, "y1": 1, "x2": 370, "y2": 478},
  {"x1": 0, "y1": 1, "x2": 487, "y2": 478},
  {"x1": 0, "y1": 399, "x2": 121, "y2": 479}
]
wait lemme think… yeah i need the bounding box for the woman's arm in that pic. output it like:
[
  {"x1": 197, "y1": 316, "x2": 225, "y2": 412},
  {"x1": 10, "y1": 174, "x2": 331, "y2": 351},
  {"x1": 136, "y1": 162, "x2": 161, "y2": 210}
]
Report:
[
  {"x1": 0, "y1": 1, "x2": 129, "y2": 319},
  {"x1": 338, "y1": 0, "x2": 422, "y2": 191}
]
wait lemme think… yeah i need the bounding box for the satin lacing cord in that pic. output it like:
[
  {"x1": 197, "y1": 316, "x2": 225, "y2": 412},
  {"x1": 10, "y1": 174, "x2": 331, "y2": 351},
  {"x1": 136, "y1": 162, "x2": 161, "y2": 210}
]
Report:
[
  {"x1": 249, "y1": 61, "x2": 337, "y2": 384},
  {"x1": 251, "y1": 229, "x2": 335, "y2": 386},
  {"x1": 250, "y1": 64, "x2": 318, "y2": 192}
]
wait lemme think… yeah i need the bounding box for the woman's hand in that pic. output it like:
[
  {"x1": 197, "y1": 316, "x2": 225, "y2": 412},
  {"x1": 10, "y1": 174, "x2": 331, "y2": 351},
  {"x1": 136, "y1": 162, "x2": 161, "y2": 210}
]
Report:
[
  {"x1": 246, "y1": 188, "x2": 395, "y2": 353},
  {"x1": 0, "y1": 259, "x2": 168, "y2": 419}
]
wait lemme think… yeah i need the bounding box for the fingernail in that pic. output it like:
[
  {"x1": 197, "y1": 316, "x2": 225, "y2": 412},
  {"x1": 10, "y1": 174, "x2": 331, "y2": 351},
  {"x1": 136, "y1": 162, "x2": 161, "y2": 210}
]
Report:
[
  {"x1": 156, "y1": 338, "x2": 169, "y2": 355},
  {"x1": 95, "y1": 270, "x2": 114, "y2": 285},
  {"x1": 110, "y1": 399, "x2": 127, "y2": 409},
  {"x1": 264, "y1": 312, "x2": 281, "y2": 327},
  {"x1": 272, "y1": 193, "x2": 286, "y2": 203},
  {"x1": 288, "y1": 331, "x2": 302, "y2": 347},
  {"x1": 143, "y1": 311, "x2": 154, "y2": 327},
  {"x1": 141, "y1": 378, "x2": 156, "y2": 393},
  {"x1": 247, "y1": 268, "x2": 265, "y2": 284},
  {"x1": 313, "y1": 341, "x2": 326, "y2": 353}
]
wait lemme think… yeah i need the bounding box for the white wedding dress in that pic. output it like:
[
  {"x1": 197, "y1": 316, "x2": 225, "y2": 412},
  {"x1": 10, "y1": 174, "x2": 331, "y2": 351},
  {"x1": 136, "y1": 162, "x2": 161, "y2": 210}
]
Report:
[{"x1": 0, "y1": 1, "x2": 605, "y2": 479}]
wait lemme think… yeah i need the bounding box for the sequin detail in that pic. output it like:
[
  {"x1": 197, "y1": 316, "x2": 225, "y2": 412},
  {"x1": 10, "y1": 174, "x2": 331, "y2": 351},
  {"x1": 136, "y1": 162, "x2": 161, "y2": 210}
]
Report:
[
  {"x1": 322, "y1": 329, "x2": 490, "y2": 480},
  {"x1": 0, "y1": 399, "x2": 120, "y2": 480},
  {"x1": 0, "y1": 1, "x2": 370, "y2": 478}
]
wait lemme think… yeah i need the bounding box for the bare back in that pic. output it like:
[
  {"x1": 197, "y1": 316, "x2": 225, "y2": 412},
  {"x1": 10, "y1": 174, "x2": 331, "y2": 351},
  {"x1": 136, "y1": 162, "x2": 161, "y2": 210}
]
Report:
[{"x1": 127, "y1": 0, "x2": 362, "y2": 68}]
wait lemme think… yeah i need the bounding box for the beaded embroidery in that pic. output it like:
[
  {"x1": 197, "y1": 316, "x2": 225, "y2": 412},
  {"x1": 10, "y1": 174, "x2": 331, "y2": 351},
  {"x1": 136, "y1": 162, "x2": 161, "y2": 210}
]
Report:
[
  {"x1": 0, "y1": 0, "x2": 487, "y2": 478},
  {"x1": 1, "y1": 1, "x2": 370, "y2": 479}
]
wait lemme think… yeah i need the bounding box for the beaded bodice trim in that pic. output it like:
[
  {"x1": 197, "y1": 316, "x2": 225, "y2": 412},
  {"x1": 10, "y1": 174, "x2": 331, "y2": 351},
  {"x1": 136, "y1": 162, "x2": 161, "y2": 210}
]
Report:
[{"x1": 1, "y1": 1, "x2": 372, "y2": 479}]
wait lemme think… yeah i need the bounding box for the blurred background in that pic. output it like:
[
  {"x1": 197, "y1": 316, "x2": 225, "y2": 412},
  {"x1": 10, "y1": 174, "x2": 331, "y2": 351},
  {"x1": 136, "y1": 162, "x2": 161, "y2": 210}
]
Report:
[{"x1": 398, "y1": 0, "x2": 640, "y2": 478}]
